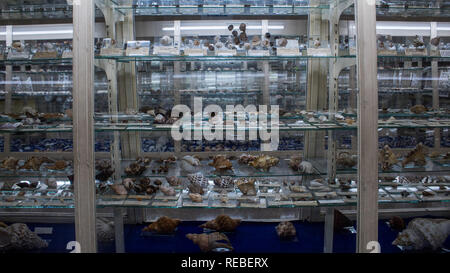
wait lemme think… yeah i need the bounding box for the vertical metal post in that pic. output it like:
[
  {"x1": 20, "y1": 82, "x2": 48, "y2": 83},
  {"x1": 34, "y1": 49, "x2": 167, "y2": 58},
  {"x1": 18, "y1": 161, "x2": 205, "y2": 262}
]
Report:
[
  {"x1": 431, "y1": 22, "x2": 441, "y2": 149},
  {"x1": 262, "y1": 20, "x2": 270, "y2": 106},
  {"x1": 4, "y1": 26, "x2": 13, "y2": 154},
  {"x1": 73, "y1": 0, "x2": 97, "y2": 253},
  {"x1": 355, "y1": 0, "x2": 379, "y2": 253},
  {"x1": 323, "y1": 208, "x2": 334, "y2": 253},
  {"x1": 114, "y1": 208, "x2": 125, "y2": 253}
]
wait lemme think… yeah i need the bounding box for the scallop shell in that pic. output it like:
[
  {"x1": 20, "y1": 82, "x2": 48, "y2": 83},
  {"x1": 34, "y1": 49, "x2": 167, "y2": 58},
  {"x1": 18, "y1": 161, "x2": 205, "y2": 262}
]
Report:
[{"x1": 392, "y1": 218, "x2": 450, "y2": 250}]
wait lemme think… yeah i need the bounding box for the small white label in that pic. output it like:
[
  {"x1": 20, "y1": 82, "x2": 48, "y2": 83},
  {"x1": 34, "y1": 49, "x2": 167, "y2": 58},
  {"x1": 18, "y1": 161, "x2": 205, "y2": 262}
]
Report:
[
  {"x1": 184, "y1": 48, "x2": 206, "y2": 56},
  {"x1": 307, "y1": 48, "x2": 331, "y2": 57},
  {"x1": 126, "y1": 47, "x2": 150, "y2": 56},
  {"x1": 216, "y1": 49, "x2": 236, "y2": 56},
  {"x1": 34, "y1": 227, "x2": 53, "y2": 235},
  {"x1": 277, "y1": 48, "x2": 300, "y2": 56},
  {"x1": 248, "y1": 50, "x2": 270, "y2": 57},
  {"x1": 153, "y1": 46, "x2": 179, "y2": 56}
]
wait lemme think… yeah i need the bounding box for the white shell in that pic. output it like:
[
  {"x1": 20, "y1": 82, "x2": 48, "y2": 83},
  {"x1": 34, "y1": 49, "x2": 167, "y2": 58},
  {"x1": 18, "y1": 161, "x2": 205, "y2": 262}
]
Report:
[
  {"x1": 393, "y1": 218, "x2": 450, "y2": 251},
  {"x1": 182, "y1": 155, "x2": 200, "y2": 166},
  {"x1": 299, "y1": 161, "x2": 314, "y2": 174},
  {"x1": 96, "y1": 218, "x2": 115, "y2": 243},
  {"x1": 309, "y1": 179, "x2": 323, "y2": 187},
  {"x1": 318, "y1": 115, "x2": 328, "y2": 122}
]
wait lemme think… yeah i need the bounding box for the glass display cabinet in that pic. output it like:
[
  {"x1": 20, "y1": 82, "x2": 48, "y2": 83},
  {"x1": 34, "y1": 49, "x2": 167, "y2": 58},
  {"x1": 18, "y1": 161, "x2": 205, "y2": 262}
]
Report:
[{"x1": 0, "y1": 0, "x2": 448, "y2": 254}]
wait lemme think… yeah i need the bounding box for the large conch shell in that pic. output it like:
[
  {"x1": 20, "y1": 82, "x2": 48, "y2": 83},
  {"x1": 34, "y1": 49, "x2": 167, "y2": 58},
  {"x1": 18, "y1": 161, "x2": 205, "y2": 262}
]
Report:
[
  {"x1": 143, "y1": 216, "x2": 180, "y2": 234},
  {"x1": 199, "y1": 215, "x2": 241, "y2": 232},
  {"x1": 392, "y1": 218, "x2": 450, "y2": 251},
  {"x1": 209, "y1": 155, "x2": 233, "y2": 172},
  {"x1": 379, "y1": 145, "x2": 398, "y2": 171},
  {"x1": 402, "y1": 143, "x2": 427, "y2": 167},
  {"x1": 186, "y1": 232, "x2": 233, "y2": 252},
  {"x1": 248, "y1": 155, "x2": 279, "y2": 172}
]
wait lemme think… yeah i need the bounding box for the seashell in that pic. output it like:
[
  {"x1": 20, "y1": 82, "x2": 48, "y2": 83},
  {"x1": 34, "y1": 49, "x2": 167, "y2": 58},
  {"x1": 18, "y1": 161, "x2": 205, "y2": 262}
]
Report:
[
  {"x1": 188, "y1": 183, "x2": 205, "y2": 195},
  {"x1": 336, "y1": 152, "x2": 357, "y2": 169},
  {"x1": 238, "y1": 153, "x2": 257, "y2": 165},
  {"x1": 46, "y1": 178, "x2": 57, "y2": 189},
  {"x1": 166, "y1": 176, "x2": 182, "y2": 187},
  {"x1": 125, "y1": 162, "x2": 146, "y2": 176},
  {"x1": 422, "y1": 189, "x2": 435, "y2": 197},
  {"x1": 46, "y1": 160, "x2": 68, "y2": 171},
  {"x1": 95, "y1": 160, "x2": 114, "y2": 182},
  {"x1": 145, "y1": 185, "x2": 158, "y2": 195},
  {"x1": 276, "y1": 221, "x2": 296, "y2": 239},
  {"x1": 1, "y1": 157, "x2": 19, "y2": 171},
  {"x1": 209, "y1": 155, "x2": 233, "y2": 172},
  {"x1": 181, "y1": 155, "x2": 200, "y2": 170},
  {"x1": 289, "y1": 185, "x2": 307, "y2": 193},
  {"x1": 402, "y1": 143, "x2": 427, "y2": 167},
  {"x1": 236, "y1": 178, "x2": 257, "y2": 196},
  {"x1": 251, "y1": 36, "x2": 261, "y2": 47},
  {"x1": 228, "y1": 25, "x2": 234, "y2": 31},
  {"x1": 430, "y1": 37, "x2": 440, "y2": 47},
  {"x1": 298, "y1": 161, "x2": 314, "y2": 174},
  {"x1": 160, "y1": 36, "x2": 172, "y2": 46},
  {"x1": 199, "y1": 215, "x2": 241, "y2": 232},
  {"x1": 389, "y1": 216, "x2": 406, "y2": 231},
  {"x1": 122, "y1": 178, "x2": 135, "y2": 191},
  {"x1": 208, "y1": 44, "x2": 215, "y2": 51},
  {"x1": 111, "y1": 184, "x2": 128, "y2": 195},
  {"x1": 189, "y1": 193, "x2": 203, "y2": 203},
  {"x1": 410, "y1": 105, "x2": 427, "y2": 114},
  {"x1": 23, "y1": 107, "x2": 38, "y2": 118},
  {"x1": 278, "y1": 38, "x2": 288, "y2": 47},
  {"x1": 143, "y1": 216, "x2": 180, "y2": 234},
  {"x1": 215, "y1": 42, "x2": 223, "y2": 49},
  {"x1": 239, "y1": 32, "x2": 248, "y2": 42},
  {"x1": 0, "y1": 223, "x2": 48, "y2": 251},
  {"x1": 309, "y1": 179, "x2": 324, "y2": 187},
  {"x1": 379, "y1": 145, "x2": 398, "y2": 171},
  {"x1": 239, "y1": 23, "x2": 246, "y2": 32},
  {"x1": 262, "y1": 39, "x2": 270, "y2": 48},
  {"x1": 392, "y1": 218, "x2": 450, "y2": 251},
  {"x1": 288, "y1": 155, "x2": 303, "y2": 171},
  {"x1": 213, "y1": 177, "x2": 234, "y2": 188},
  {"x1": 188, "y1": 172, "x2": 209, "y2": 188},
  {"x1": 96, "y1": 218, "x2": 115, "y2": 243},
  {"x1": 248, "y1": 155, "x2": 279, "y2": 172},
  {"x1": 313, "y1": 38, "x2": 321, "y2": 48},
  {"x1": 429, "y1": 151, "x2": 441, "y2": 159},
  {"x1": 186, "y1": 232, "x2": 233, "y2": 252},
  {"x1": 160, "y1": 186, "x2": 176, "y2": 196},
  {"x1": 265, "y1": 32, "x2": 271, "y2": 39},
  {"x1": 244, "y1": 43, "x2": 251, "y2": 50}
]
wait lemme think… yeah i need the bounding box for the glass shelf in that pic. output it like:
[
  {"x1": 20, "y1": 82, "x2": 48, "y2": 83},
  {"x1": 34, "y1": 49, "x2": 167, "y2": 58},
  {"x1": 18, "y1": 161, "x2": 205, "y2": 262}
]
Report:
[{"x1": 96, "y1": 55, "x2": 356, "y2": 62}]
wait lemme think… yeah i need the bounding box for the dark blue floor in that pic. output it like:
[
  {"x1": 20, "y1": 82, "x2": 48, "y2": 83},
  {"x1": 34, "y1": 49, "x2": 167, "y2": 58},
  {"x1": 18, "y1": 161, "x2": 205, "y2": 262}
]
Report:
[{"x1": 10, "y1": 216, "x2": 450, "y2": 253}]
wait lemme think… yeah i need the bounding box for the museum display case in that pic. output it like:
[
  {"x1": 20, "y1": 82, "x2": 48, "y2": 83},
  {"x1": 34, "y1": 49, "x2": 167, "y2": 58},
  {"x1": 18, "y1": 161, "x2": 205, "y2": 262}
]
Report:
[{"x1": 0, "y1": 0, "x2": 449, "y2": 253}]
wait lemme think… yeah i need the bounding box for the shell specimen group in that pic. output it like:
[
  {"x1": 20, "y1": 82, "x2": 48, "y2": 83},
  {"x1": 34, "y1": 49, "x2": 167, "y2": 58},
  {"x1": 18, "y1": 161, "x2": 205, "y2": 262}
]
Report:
[
  {"x1": 402, "y1": 143, "x2": 427, "y2": 167},
  {"x1": 0, "y1": 223, "x2": 48, "y2": 251},
  {"x1": 143, "y1": 216, "x2": 180, "y2": 234},
  {"x1": 160, "y1": 186, "x2": 176, "y2": 196},
  {"x1": 166, "y1": 176, "x2": 182, "y2": 187},
  {"x1": 379, "y1": 145, "x2": 398, "y2": 171},
  {"x1": 248, "y1": 155, "x2": 279, "y2": 172},
  {"x1": 392, "y1": 218, "x2": 450, "y2": 251},
  {"x1": 20, "y1": 157, "x2": 54, "y2": 171},
  {"x1": 125, "y1": 161, "x2": 147, "y2": 176},
  {"x1": 95, "y1": 160, "x2": 114, "y2": 182},
  {"x1": 236, "y1": 178, "x2": 257, "y2": 196},
  {"x1": 186, "y1": 232, "x2": 233, "y2": 252},
  {"x1": 209, "y1": 155, "x2": 233, "y2": 172},
  {"x1": 276, "y1": 221, "x2": 297, "y2": 239},
  {"x1": 199, "y1": 215, "x2": 241, "y2": 232}
]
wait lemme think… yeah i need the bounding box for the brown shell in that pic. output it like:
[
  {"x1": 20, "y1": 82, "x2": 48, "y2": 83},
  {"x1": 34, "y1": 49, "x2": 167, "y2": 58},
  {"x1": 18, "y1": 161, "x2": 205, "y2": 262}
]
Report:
[
  {"x1": 125, "y1": 162, "x2": 146, "y2": 176},
  {"x1": 288, "y1": 155, "x2": 303, "y2": 171},
  {"x1": 186, "y1": 232, "x2": 233, "y2": 252},
  {"x1": 160, "y1": 186, "x2": 176, "y2": 196},
  {"x1": 276, "y1": 221, "x2": 297, "y2": 238},
  {"x1": 199, "y1": 215, "x2": 241, "y2": 232},
  {"x1": 1, "y1": 157, "x2": 19, "y2": 171},
  {"x1": 47, "y1": 160, "x2": 68, "y2": 170},
  {"x1": 236, "y1": 178, "x2": 257, "y2": 196},
  {"x1": 189, "y1": 193, "x2": 203, "y2": 203},
  {"x1": 238, "y1": 154, "x2": 257, "y2": 164},
  {"x1": 166, "y1": 176, "x2": 182, "y2": 187},
  {"x1": 248, "y1": 155, "x2": 279, "y2": 171},
  {"x1": 410, "y1": 105, "x2": 427, "y2": 114},
  {"x1": 143, "y1": 216, "x2": 180, "y2": 234},
  {"x1": 336, "y1": 152, "x2": 357, "y2": 169},
  {"x1": 402, "y1": 143, "x2": 427, "y2": 167},
  {"x1": 111, "y1": 184, "x2": 128, "y2": 195},
  {"x1": 209, "y1": 155, "x2": 233, "y2": 172},
  {"x1": 389, "y1": 216, "x2": 405, "y2": 231},
  {"x1": 379, "y1": 145, "x2": 398, "y2": 171}
]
